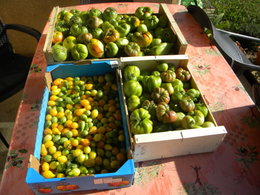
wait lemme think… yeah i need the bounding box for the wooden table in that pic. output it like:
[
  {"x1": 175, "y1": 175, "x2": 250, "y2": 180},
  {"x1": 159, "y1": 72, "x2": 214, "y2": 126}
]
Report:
[{"x1": 1, "y1": 2, "x2": 260, "y2": 195}]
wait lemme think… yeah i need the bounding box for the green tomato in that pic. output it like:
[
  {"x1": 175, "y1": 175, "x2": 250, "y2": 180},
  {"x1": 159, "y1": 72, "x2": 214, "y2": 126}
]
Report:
[
  {"x1": 103, "y1": 7, "x2": 118, "y2": 21},
  {"x1": 42, "y1": 155, "x2": 52, "y2": 162},
  {"x1": 195, "y1": 102, "x2": 209, "y2": 117},
  {"x1": 55, "y1": 20, "x2": 70, "y2": 37},
  {"x1": 71, "y1": 43, "x2": 88, "y2": 60},
  {"x1": 181, "y1": 115, "x2": 196, "y2": 129},
  {"x1": 135, "y1": 7, "x2": 153, "y2": 20},
  {"x1": 105, "y1": 42, "x2": 119, "y2": 57},
  {"x1": 188, "y1": 110, "x2": 205, "y2": 126},
  {"x1": 70, "y1": 24, "x2": 88, "y2": 37},
  {"x1": 89, "y1": 8, "x2": 102, "y2": 17},
  {"x1": 130, "y1": 108, "x2": 153, "y2": 134},
  {"x1": 152, "y1": 71, "x2": 160, "y2": 77},
  {"x1": 63, "y1": 12, "x2": 74, "y2": 24},
  {"x1": 70, "y1": 9, "x2": 81, "y2": 16},
  {"x1": 123, "y1": 65, "x2": 141, "y2": 81},
  {"x1": 144, "y1": 15, "x2": 159, "y2": 30},
  {"x1": 77, "y1": 33, "x2": 93, "y2": 44},
  {"x1": 91, "y1": 28, "x2": 103, "y2": 39},
  {"x1": 69, "y1": 168, "x2": 81, "y2": 177},
  {"x1": 137, "y1": 24, "x2": 148, "y2": 33},
  {"x1": 186, "y1": 88, "x2": 201, "y2": 102},
  {"x1": 127, "y1": 95, "x2": 141, "y2": 112},
  {"x1": 124, "y1": 42, "x2": 141, "y2": 57},
  {"x1": 87, "y1": 16, "x2": 103, "y2": 29},
  {"x1": 142, "y1": 75, "x2": 162, "y2": 93},
  {"x1": 127, "y1": 16, "x2": 141, "y2": 31},
  {"x1": 69, "y1": 15, "x2": 83, "y2": 25},
  {"x1": 123, "y1": 80, "x2": 142, "y2": 97},
  {"x1": 151, "y1": 38, "x2": 162, "y2": 46},
  {"x1": 63, "y1": 36, "x2": 77, "y2": 51},
  {"x1": 161, "y1": 83, "x2": 174, "y2": 95},
  {"x1": 101, "y1": 21, "x2": 114, "y2": 31},
  {"x1": 116, "y1": 38, "x2": 129, "y2": 48},
  {"x1": 52, "y1": 44, "x2": 67, "y2": 62},
  {"x1": 172, "y1": 79, "x2": 184, "y2": 88},
  {"x1": 157, "y1": 62, "x2": 168, "y2": 72},
  {"x1": 115, "y1": 23, "x2": 131, "y2": 37},
  {"x1": 150, "y1": 43, "x2": 173, "y2": 55},
  {"x1": 179, "y1": 96, "x2": 195, "y2": 112},
  {"x1": 202, "y1": 121, "x2": 216, "y2": 128},
  {"x1": 172, "y1": 112, "x2": 185, "y2": 128}
]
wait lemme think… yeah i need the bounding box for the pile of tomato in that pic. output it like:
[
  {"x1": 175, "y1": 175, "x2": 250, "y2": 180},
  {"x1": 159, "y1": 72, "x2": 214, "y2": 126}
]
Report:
[
  {"x1": 40, "y1": 72, "x2": 127, "y2": 179},
  {"x1": 122, "y1": 62, "x2": 216, "y2": 135},
  {"x1": 51, "y1": 6, "x2": 176, "y2": 62}
]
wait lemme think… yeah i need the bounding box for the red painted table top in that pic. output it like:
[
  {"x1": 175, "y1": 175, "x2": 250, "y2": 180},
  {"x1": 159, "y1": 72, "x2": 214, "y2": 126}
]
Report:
[{"x1": 1, "y1": 2, "x2": 260, "y2": 195}]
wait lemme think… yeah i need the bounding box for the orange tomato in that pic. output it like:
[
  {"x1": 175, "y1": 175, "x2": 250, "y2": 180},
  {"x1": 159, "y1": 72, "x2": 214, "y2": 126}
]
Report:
[{"x1": 52, "y1": 31, "x2": 63, "y2": 44}]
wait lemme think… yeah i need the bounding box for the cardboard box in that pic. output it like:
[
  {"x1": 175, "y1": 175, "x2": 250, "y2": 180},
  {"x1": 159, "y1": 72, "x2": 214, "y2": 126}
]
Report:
[
  {"x1": 26, "y1": 61, "x2": 135, "y2": 194},
  {"x1": 118, "y1": 55, "x2": 227, "y2": 162},
  {"x1": 43, "y1": 3, "x2": 187, "y2": 65}
]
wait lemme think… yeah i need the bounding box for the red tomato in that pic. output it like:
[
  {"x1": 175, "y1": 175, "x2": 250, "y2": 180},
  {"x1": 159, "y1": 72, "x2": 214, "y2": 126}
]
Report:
[
  {"x1": 52, "y1": 31, "x2": 63, "y2": 44},
  {"x1": 38, "y1": 188, "x2": 52, "y2": 193},
  {"x1": 66, "y1": 184, "x2": 79, "y2": 190}
]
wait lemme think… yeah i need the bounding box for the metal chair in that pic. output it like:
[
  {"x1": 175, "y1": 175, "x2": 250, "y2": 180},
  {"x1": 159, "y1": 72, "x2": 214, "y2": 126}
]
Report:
[
  {"x1": 187, "y1": 5, "x2": 260, "y2": 74},
  {"x1": 0, "y1": 18, "x2": 41, "y2": 147}
]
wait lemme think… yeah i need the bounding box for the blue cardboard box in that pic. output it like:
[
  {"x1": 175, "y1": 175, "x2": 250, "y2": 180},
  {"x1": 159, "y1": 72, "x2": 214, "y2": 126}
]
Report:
[{"x1": 26, "y1": 61, "x2": 135, "y2": 194}]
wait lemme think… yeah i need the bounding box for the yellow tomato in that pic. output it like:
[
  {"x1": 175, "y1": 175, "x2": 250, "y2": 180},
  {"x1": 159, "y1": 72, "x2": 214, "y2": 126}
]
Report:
[
  {"x1": 91, "y1": 109, "x2": 99, "y2": 118},
  {"x1": 80, "y1": 99, "x2": 90, "y2": 107},
  {"x1": 42, "y1": 170, "x2": 55, "y2": 179},
  {"x1": 52, "y1": 127, "x2": 61, "y2": 135},
  {"x1": 57, "y1": 111, "x2": 65, "y2": 118},
  {"x1": 41, "y1": 162, "x2": 50, "y2": 171},
  {"x1": 74, "y1": 108, "x2": 86, "y2": 116},
  {"x1": 51, "y1": 88, "x2": 61, "y2": 96},
  {"x1": 44, "y1": 140, "x2": 54, "y2": 148},
  {"x1": 66, "y1": 104, "x2": 73, "y2": 110},
  {"x1": 71, "y1": 139, "x2": 79, "y2": 147},
  {"x1": 48, "y1": 100, "x2": 56, "y2": 106},
  {"x1": 57, "y1": 155, "x2": 68, "y2": 163},
  {"x1": 71, "y1": 122, "x2": 79, "y2": 129},
  {"x1": 49, "y1": 109, "x2": 58, "y2": 116},
  {"x1": 50, "y1": 95, "x2": 58, "y2": 101},
  {"x1": 71, "y1": 129, "x2": 79, "y2": 137},
  {"x1": 53, "y1": 151, "x2": 62, "y2": 159},
  {"x1": 41, "y1": 144, "x2": 48, "y2": 156},
  {"x1": 85, "y1": 83, "x2": 93, "y2": 90},
  {"x1": 44, "y1": 128, "x2": 52, "y2": 135},
  {"x1": 53, "y1": 78, "x2": 63, "y2": 86},
  {"x1": 46, "y1": 114, "x2": 52, "y2": 121}
]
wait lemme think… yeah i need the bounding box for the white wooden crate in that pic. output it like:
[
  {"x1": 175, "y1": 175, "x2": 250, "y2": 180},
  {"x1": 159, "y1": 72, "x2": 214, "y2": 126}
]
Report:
[
  {"x1": 43, "y1": 3, "x2": 187, "y2": 65},
  {"x1": 118, "y1": 55, "x2": 227, "y2": 162}
]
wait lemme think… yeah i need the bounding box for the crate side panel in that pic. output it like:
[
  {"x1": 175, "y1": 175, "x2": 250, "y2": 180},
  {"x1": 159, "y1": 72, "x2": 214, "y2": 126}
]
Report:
[{"x1": 134, "y1": 135, "x2": 183, "y2": 162}]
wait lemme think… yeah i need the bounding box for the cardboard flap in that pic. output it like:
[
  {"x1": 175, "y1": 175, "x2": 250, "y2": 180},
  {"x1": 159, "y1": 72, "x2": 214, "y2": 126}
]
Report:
[
  {"x1": 28, "y1": 155, "x2": 40, "y2": 173},
  {"x1": 45, "y1": 72, "x2": 53, "y2": 91}
]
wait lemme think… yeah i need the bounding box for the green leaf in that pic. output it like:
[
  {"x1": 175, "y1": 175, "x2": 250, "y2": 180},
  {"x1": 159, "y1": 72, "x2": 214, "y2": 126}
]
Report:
[
  {"x1": 13, "y1": 157, "x2": 24, "y2": 161},
  {"x1": 213, "y1": 13, "x2": 224, "y2": 25},
  {"x1": 5, "y1": 162, "x2": 13, "y2": 169},
  {"x1": 18, "y1": 149, "x2": 28, "y2": 153}
]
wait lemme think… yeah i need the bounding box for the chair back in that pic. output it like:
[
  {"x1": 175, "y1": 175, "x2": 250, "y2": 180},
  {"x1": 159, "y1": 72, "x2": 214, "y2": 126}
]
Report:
[{"x1": 0, "y1": 18, "x2": 13, "y2": 58}]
